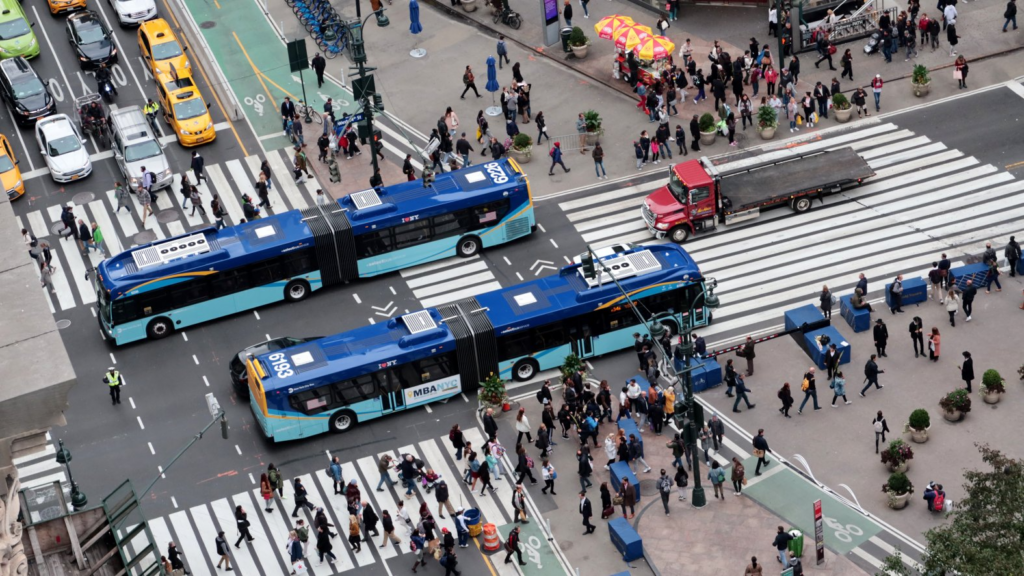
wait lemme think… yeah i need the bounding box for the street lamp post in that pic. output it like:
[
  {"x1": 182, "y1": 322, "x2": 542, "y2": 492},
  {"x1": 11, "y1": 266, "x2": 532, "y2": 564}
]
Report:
[
  {"x1": 581, "y1": 246, "x2": 719, "y2": 507},
  {"x1": 55, "y1": 439, "x2": 87, "y2": 510},
  {"x1": 348, "y1": 3, "x2": 389, "y2": 188}
]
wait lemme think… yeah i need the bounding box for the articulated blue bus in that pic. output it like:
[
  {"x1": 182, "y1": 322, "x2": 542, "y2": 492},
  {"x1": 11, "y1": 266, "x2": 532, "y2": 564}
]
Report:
[
  {"x1": 246, "y1": 244, "x2": 711, "y2": 442},
  {"x1": 93, "y1": 159, "x2": 534, "y2": 344}
]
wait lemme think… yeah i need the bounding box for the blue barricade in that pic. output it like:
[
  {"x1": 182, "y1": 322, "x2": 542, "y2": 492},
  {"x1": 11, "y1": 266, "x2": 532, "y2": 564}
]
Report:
[
  {"x1": 784, "y1": 304, "x2": 825, "y2": 333},
  {"x1": 885, "y1": 277, "x2": 928, "y2": 309},
  {"x1": 803, "y1": 327, "x2": 851, "y2": 370},
  {"x1": 840, "y1": 294, "x2": 871, "y2": 333},
  {"x1": 692, "y1": 358, "x2": 722, "y2": 392},
  {"x1": 608, "y1": 518, "x2": 644, "y2": 562},
  {"x1": 609, "y1": 461, "x2": 641, "y2": 503},
  {"x1": 617, "y1": 418, "x2": 643, "y2": 455},
  {"x1": 949, "y1": 262, "x2": 989, "y2": 290}
]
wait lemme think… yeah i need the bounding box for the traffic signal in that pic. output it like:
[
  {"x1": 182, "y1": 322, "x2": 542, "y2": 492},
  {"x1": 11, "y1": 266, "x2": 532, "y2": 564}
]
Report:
[
  {"x1": 372, "y1": 128, "x2": 382, "y2": 143},
  {"x1": 373, "y1": 93, "x2": 384, "y2": 112},
  {"x1": 581, "y1": 252, "x2": 596, "y2": 279}
]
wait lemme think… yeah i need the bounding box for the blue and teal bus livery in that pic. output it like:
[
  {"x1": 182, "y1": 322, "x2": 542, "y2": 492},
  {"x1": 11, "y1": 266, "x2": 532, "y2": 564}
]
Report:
[
  {"x1": 94, "y1": 159, "x2": 533, "y2": 344},
  {"x1": 246, "y1": 243, "x2": 711, "y2": 441}
]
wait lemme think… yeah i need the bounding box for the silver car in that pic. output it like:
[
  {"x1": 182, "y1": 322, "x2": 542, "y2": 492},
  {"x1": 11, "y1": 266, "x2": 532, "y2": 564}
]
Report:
[
  {"x1": 108, "y1": 0, "x2": 157, "y2": 26},
  {"x1": 109, "y1": 106, "x2": 171, "y2": 190}
]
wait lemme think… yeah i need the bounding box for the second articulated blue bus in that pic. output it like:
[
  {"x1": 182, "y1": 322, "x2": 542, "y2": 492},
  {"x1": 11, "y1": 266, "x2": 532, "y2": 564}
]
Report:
[
  {"x1": 246, "y1": 243, "x2": 712, "y2": 442},
  {"x1": 93, "y1": 159, "x2": 534, "y2": 344}
]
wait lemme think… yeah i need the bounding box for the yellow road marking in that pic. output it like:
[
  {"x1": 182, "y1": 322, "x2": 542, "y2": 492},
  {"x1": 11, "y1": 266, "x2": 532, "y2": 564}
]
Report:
[
  {"x1": 257, "y1": 71, "x2": 300, "y2": 102},
  {"x1": 1006, "y1": 160, "x2": 1024, "y2": 170},
  {"x1": 472, "y1": 532, "x2": 500, "y2": 576},
  {"x1": 161, "y1": 0, "x2": 248, "y2": 157},
  {"x1": 232, "y1": 32, "x2": 279, "y2": 110},
  {"x1": 213, "y1": 0, "x2": 220, "y2": 7}
]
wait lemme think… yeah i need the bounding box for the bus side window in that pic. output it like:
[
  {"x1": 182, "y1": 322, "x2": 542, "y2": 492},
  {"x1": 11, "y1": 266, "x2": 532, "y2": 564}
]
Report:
[
  {"x1": 285, "y1": 250, "x2": 316, "y2": 276},
  {"x1": 393, "y1": 220, "x2": 431, "y2": 250},
  {"x1": 356, "y1": 230, "x2": 393, "y2": 258},
  {"x1": 332, "y1": 374, "x2": 377, "y2": 406},
  {"x1": 431, "y1": 213, "x2": 463, "y2": 239},
  {"x1": 290, "y1": 385, "x2": 332, "y2": 414},
  {"x1": 533, "y1": 323, "x2": 568, "y2": 350},
  {"x1": 112, "y1": 299, "x2": 138, "y2": 324}
]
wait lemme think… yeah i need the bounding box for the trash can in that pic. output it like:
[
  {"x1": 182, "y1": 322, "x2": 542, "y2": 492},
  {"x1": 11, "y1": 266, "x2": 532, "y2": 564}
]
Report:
[
  {"x1": 560, "y1": 27, "x2": 573, "y2": 53},
  {"x1": 787, "y1": 528, "x2": 804, "y2": 557},
  {"x1": 464, "y1": 508, "x2": 482, "y2": 537}
]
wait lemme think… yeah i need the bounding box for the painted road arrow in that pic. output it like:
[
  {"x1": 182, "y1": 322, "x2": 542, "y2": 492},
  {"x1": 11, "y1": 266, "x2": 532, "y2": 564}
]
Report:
[
  {"x1": 372, "y1": 301, "x2": 398, "y2": 317},
  {"x1": 530, "y1": 259, "x2": 557, "y2": 276}
]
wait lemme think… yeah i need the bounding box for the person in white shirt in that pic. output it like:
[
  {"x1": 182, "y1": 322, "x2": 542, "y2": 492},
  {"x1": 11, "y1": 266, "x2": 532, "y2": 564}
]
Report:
[
  {"x1": 316, "y1": 188, "x2": 330, "y2": 206},
  {"x1": 768, "y1": 7, "x2": 778, "y2": 37},
  {"x1": 626, "y1": 379, "x2": 642, "y2": 400}
]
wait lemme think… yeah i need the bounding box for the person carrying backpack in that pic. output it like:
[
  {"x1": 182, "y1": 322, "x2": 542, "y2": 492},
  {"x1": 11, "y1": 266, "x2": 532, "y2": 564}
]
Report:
[
  {"x1": 548, "y1": 142, "x2": 570, "y2": 176},
  {"x1": 707, "y1": 461, "x2": 726, "y2": 500},
  {"x1": 657, "y1": 469, "x2": 674, "y2": 515}
]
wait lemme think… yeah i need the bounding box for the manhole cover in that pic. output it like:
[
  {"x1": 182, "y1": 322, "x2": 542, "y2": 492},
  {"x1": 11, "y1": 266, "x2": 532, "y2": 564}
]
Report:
[
  {"x1": 200, "y1": 20, "x2": 216, "y2": 29},
  {"x1": 155, "y1": 210, "x2": 180, "y2": 224},
  {"x1": 49, "y1": 223, "x2": 65, "y2": 236},
  {"x1": 55, "y1": 319, "x2": 71, "y2": 329},
  {"x1": 134, "y1": 230, "x2": 157, "y2": 245},
  {"x1": 72, "y1": 192, "x2": 95, "y2": 205}
]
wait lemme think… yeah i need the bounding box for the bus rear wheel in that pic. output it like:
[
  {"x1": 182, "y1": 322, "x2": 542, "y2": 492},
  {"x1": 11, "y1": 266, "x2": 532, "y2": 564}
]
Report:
[
  {"x1": 457, "y1": 236, "x2": 482, "y2": 258},
  {"x1": 512, "y1": 358, "x2": 539, "y2": 382},
  {"x1": 146, "y1": 317, "x2": 173, "y2": 340},
  {"x1": 669, "y1": 226, "x2": 690, "y2": 244},
  {"x1": 285, "y1": 279, "x2": 310, "y2": 302},
  {"x1": 329, "y1": 411, "x2": 356, "y2": 433}
]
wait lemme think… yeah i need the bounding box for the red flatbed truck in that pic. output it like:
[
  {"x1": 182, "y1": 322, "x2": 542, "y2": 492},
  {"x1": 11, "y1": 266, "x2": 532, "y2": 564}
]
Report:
[{"x1": 641, "y1": 147, "x2": 875, "y2": 243}]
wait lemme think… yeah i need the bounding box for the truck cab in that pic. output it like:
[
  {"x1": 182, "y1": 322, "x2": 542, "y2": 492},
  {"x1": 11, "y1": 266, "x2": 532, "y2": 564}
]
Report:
[{"x1": 642, "y1": 159, "x2": 717, "y2": 244}]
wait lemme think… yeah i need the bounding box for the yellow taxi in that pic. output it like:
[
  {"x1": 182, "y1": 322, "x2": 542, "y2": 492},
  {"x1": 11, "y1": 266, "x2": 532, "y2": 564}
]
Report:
[
  {"x1": 0, "y1": 134, "x2": 24, "y2": 200},
  {"x1": 155, "y1": 70, "x2": 215, "y2": 147},
  {"x1": 138, "y1": 19, "x2": 190, "y2": 79},
  {"x1": 48, "y1": 0, "x2": 87, "y2": 15}
]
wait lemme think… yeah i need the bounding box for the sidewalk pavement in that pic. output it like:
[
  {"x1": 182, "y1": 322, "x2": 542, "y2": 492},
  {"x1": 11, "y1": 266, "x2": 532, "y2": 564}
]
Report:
[{"x1": 518, "y1": 392, "x2": 870, "y2": 576}]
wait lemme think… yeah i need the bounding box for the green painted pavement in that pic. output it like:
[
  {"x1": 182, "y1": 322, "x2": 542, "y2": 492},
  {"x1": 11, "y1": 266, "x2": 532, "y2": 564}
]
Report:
[
  {"x1": 496, "y1": 520, "x2": 565, "y2": 576},
  {"x1": 178, "y1": 0, "x2": 358, "y2": 150},
  {"x1": 740, "y1": 457, "x2": 882, "y2": 555}
]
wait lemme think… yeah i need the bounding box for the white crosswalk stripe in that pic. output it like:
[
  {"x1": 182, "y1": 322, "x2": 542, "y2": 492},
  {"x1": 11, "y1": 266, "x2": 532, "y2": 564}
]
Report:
[
  {"x1": 13, "y1": 148, "x2": 340, "y2": 315},
  {"x1": 50, "y1": 428, "x2": 532, "y2": 575},
  {"x1": 558, "y1": 122, "x2": 1022, "y2": 342},
  {"x1": 399, "y1": 255, "x2": 503, "y2": 309}
]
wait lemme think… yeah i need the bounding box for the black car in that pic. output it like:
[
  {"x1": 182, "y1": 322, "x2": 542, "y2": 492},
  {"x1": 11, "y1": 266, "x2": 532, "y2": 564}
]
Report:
[
  {"x1": 66, "y1": 11, "x2": 118, "y2": 69},
  {"x1": 229, "y1": 336, "x2": 320, "y2": 396},
  {"x1": 0, "y1": 58, "x2": 56, "y2": 126}
]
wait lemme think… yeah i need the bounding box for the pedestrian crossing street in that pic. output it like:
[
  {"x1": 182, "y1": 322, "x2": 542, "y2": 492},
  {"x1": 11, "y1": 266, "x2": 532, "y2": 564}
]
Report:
[
  {"x1": 18, "y1": 427, "x2": 538, "y2": 576},
  {"x1": 559, "y1": 121, "x2": 1023, "y2": 341}
]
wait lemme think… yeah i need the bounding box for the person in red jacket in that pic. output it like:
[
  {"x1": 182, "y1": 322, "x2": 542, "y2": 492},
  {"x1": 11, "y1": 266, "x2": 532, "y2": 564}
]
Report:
[{"x1": 871, "y1": 74, "x2": 884, "y2": 112}]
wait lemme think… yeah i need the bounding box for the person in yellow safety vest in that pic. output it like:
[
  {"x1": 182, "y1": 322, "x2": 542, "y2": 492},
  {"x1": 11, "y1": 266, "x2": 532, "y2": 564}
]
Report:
[
  {"x1": 103, "y1": 367, "x2": 124, "y2": 405},
  {"x1": 143, "y1": 99, "x2": 162, "y2": 136}
]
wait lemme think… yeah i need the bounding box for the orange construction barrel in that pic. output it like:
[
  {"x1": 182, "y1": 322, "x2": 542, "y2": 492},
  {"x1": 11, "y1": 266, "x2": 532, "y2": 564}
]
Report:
[{"x1": 483, "y1": 523, "x2": 500, "y2": 551}]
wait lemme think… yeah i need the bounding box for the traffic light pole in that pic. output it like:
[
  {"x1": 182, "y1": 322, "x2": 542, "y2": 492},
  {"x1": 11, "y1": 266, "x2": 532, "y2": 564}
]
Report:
[
  {"x1": 140, "y1": 394, "x2": 228, "y2": 499},
  {"x1": 349, "y1": 9, "x2": 388, "y2": 188}
]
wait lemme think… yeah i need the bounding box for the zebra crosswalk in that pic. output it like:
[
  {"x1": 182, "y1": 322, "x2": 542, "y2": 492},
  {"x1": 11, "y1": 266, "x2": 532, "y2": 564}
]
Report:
[
  {"x1": 14, "y1": 148, "x2": 327, "y2": 315},
  {"x1": 17, "y1": 428, "x2": 532, "y2": 576},
  {"x1": 558, "y1": 121, "x2": 1023, "y2": 341},
  {"x1": 399, "y1": 254, "x2": 504, "y2": 309}
]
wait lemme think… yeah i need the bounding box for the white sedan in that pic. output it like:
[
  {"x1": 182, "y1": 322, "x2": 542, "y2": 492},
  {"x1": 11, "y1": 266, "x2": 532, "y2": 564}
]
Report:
[
  {"x1": 108, "y1": 0, "x2": 157, "y2": 26},
  {"x1": 36, "y1": 115, "x2": 92, "y2": 183}
]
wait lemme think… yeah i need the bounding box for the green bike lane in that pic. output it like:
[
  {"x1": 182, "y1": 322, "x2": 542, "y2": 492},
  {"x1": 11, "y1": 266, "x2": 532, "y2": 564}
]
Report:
[{"x1": 178, "y1": 0, "x2": 358, "y2": 151}]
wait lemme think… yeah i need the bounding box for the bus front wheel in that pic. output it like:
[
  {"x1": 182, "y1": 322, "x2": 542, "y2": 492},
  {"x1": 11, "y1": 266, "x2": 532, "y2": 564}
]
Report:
[
  {"x1": 146, "y1": 317, "x2": 173, "y2": 339},
  {"x1": 457, "y1": 236, "x2": 482, "y2": 258},
  {"x1": 512, "y1": 358, "x2": 539, "y2": 382},
  {"x1": 285, "y1": 279, "x2": 310, "y2": 302},
  {"x1": 329, "y1": 410, "x2": 356, "y2": 433},
  {"x1": 669, "y1": 226, "x2": 690, "y2": 244}
]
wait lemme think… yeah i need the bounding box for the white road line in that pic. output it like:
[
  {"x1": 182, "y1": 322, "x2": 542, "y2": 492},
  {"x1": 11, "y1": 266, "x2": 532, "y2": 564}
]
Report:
[
  {"x1": 405, "y1": 261, "x2": 491, "y2": 289},
  {"x1": 87, "y1": 199, "x2": 124, "y2": 256},
  {"x1": 169, "y1": 174, "x2": 211, "y2": 228},
  {"x1": 353, "y1": 293, "x2": 362, "y2": 304},
  {"x1": 1003, "y1": 79, "x2": 1024, "y2": 99},
  {"x1": 550, "y1": 238, "x2": 559, "y2": 249},
  {"x1": 147, "y1": 517, "x2": 173, "y2": 561},
  {"x1": 261, "y1": 151, "x2": 309, "y2": 210},
  {"x1": 189, "y1": 505, "x2": 223, "y2": 570},
  {"x1": 209, "y1": 499, "x2": 260, "y2": 575},
  {"x1": 203, "y1": 376, "x2": 210, "y2": 387},
  {"x1": 355, "y1": 456, "x2": 402, "y2": 558},
  {"x1": 742, "y1": 462, "x2": 785, "y2": 488},
  {"x1": 251, "y1": 487, "x2": 328, "y2": 576},
  {"x1": 417, "y1": 438, "x2": 472, "y2": 535},
  {"x1": 106, "y1": 189, "x2": 140, "y2": 240},
  {"x1": 171, "y1": 497, "x2": 178, "y2": 509},
  {"x1": 13, "y1": 444, "x2": 56, "y2": 466},
  {"x1": 227, "y1": 159, "x2": 277, "y2": 216},
  {"x1": 45, "y1": 205, "x2": 94, "y2": 305},
  {"x1": 232, "y1": 491, "x2": 285, "y2": 572},
  {"x1": 17, "y1": 458, "x2": 62, "y2": 479},
  {"x1": 137, "y1": 417, "x2": 145, "y2": 430},
  {"x1": 21, "y1": 472, "x2": 66, "y2": 490},
  {"x1": 207, "y1": 164, "x2": 244, "y2": 225},
  {"x1": 166, "y1": 220, "x2": 186, "y2": 238},
  {"x1": 411, "y1": 271, "x2": 495, "y2": 299},
  {"x1": 418, "y1": 282, "x2": 503, "y2": 309},
  {"x1": 242, "y1": 155, "x2": 289, "y2": 212},
  {"x1": 307, "y1": 472, "x2": 359, "y2": 570},
  {"x1": 148, "y1": 442, "x2": 155, "y2": 455},
  {"x1": 31, "y1": 6, "x2": 76, "y2": 103},
  {"x1": 169, "y1": 510, "x2": 211, "y2": 576},
  {"x1": 868, "y1": 536, "x2": 924, "y2": 571},
  {"x1": 400, "y1": 254, "x2": 479, "y2": 278},
  {"x1": 851, "y1": 547, "x2": 883, "y2": 568},
  {"x1": 461, "y1": 428, "x2": 513, "y2": 524},
  {"x1": 193, "y1": 355, "x2": 200, "y2": 365}
]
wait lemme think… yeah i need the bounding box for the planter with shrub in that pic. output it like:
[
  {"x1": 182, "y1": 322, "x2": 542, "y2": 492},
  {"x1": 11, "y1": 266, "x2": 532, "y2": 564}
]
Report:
[
  {"x1": 940, "y1": 388, "x2": 971, "y2": 421},
  {"x1": 757, "y1": 105, "x2": 778, "y2": 140},
  {"x1": 911, "y1": 65, "x2": 930, "y2": 97},
  {"x1": 880, "y1": 439, "x2": 913, "y2": 473},
  {"x1": 479, "y1": 372, "x2": 508, "y2": 410},
  {"x1": 832, "y1": 93, "x2": 852, "y2": 123},
  {"x1": 509, "y1": 133, "x2": 532, "y2": 164},
  {"x1": 980, "y1": 369, "x2": 1005, "y2": 404},
  {"x1": 583, "y1": 109, "x2": 604, "y2": 145},
  {"x1": 698, "y1": 112, "x2": 717, "y2": 145},
  {"x1": 569, "y1": 27, "x2": 590, "y2": 59},
  {"x1": 905, "y1": 409, "x2": 931, "y2": 443},
  {"x1": 882, "y1": 472, "x2": 914, "y2": 509}
]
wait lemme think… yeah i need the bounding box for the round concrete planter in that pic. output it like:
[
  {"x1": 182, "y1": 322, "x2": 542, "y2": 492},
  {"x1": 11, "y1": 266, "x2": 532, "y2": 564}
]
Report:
[
  {"x1": 757, "y1": 126, "x2": 776, "y2": 140},
  {"x1": 699, "y1": 130, "x2": 717, "y2": 146},
  {"x1": 886, "y1": 460, "x2": 909, "y2": 474},
  {"x1": 462, "y1": 0, "x2": 478, "y2": 11},
  {"x1": 909, "y1": 427, "x2": 929, "y2": 443},
  {"x1": 982, "y1": 390, "x2": 1002, "y2": 404},
  {"x1": 571, "y1": 43, "x2": 589, "y2": 59},
  {"x1": 912, "y1": 81, "x2": 930, "y2": 97},
  {"x1": 887, "y1": 491, "x2": 911, "y2": 510},
  {"x1": 509, "y1": 147, "x2": 531, "y2": 164},
  {"x1": 833, "y1": 107, "x2": 853, "y2": 123},
  {"x1": 942, "y1": 408, "x2": 962, "y2": 422}
]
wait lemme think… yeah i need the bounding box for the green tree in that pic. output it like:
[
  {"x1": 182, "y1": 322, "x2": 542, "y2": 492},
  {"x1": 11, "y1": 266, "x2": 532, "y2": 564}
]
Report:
[
  {"x1": 878, "y1": 444, "x2": 1024, "y2": 575},
  {"x1": 874, "y1": 548, "x2": 914, "y2": 576}
]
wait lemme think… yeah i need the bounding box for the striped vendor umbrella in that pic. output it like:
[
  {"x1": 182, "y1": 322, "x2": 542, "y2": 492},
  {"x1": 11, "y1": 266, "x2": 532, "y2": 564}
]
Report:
[
  {"x1": 593, "y1": 14, "x2": 634, "y2": 40},
  {"x1": 612, "y1": 24, "x2": 652, "y2": 51},
  {"x1": 633, "y1": 36, "x2": 676, "y2": 60}
]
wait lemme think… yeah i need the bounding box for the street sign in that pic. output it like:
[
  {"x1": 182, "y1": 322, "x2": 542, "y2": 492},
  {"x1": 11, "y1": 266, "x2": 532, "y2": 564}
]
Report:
[
  {"x1": 286, "y1": 39, "x2": 308, "y2": 73},
  {"x1": 813, "y1": 499, "x2": 825, "y2": 565}
]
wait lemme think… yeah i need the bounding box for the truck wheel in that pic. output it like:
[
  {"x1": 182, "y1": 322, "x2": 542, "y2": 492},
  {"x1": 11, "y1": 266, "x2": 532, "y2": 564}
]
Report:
[
  {"x1": 512, "y1": 358, "x2": 539, "y2": 382},
  {"x1": 146, "y1": 317, "x2": 173, "y2": 340},
  {"x1": 792, "y1": 197, "x2": 813, "y2": 213},
  {"x1": 669, "y1": 226, "x2": 690, "y2": 244}
]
